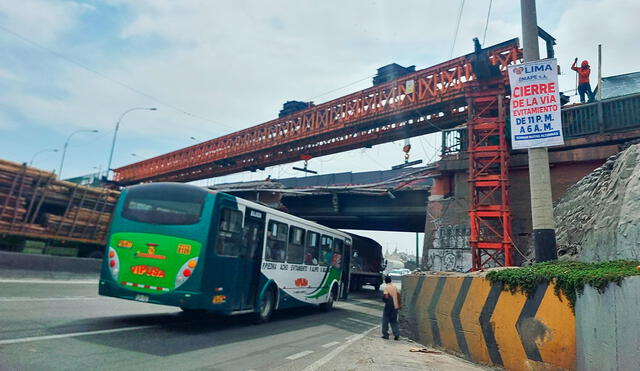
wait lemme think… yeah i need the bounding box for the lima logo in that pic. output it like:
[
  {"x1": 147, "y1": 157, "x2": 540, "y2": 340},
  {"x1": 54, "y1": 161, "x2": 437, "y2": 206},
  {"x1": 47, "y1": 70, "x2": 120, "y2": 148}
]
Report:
[{"x1": 522, "y1": 64, "x2": 553, "y2": 74}]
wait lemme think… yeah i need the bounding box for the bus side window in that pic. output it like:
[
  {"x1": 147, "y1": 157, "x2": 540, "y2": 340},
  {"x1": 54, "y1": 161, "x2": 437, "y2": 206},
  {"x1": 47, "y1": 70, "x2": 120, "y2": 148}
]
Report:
[
  {"x1": 333, "y1": 238, "x2": 344, "y2": 269},
  {"x1": 319, "y1": 235, "x2": 333, "y2": 266},
  {"x1": 305, "y1": 231, "x2": 319, "y2": 265},
  {"x1": 287, "y1": 226, "x2": 305, "y2": 264},
  {"x1": 266, "y1": 221, "x2": 287, "y2": 262},
  {"x1": 216, "y1": 208, "x2": 243, "y2": 256}
]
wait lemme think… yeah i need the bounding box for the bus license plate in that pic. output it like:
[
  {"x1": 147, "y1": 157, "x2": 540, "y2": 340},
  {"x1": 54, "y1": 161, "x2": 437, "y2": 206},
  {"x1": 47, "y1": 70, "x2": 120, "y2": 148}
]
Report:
[{"x1": 134, "y1": 294, "x2": 149, "y2": 303}]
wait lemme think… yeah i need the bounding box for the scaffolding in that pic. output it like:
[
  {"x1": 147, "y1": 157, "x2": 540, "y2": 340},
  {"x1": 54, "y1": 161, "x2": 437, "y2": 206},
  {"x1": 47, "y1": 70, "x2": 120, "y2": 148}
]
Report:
[{"x1": 466, "y1": 81, "x2": 513, "y2": 270}]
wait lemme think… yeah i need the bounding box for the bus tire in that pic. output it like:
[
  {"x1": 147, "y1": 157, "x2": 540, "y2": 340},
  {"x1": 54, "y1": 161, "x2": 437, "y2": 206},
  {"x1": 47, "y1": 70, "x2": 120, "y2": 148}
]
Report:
[
  {"x1": 320, "y1": 285, "x2": 338, "y2": 312},
  {"x1": 254, "y1": 288, "x2": 275, "y2": 324},
  {"x1": 179, "y1": 308, "x2": 206, "y2": 317}
]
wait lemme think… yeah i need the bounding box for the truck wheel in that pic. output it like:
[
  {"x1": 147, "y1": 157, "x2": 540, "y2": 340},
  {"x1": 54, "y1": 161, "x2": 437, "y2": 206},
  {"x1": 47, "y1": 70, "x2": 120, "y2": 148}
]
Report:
[
  {"x1": 254, "y1": 288, "x2": 275, "y2": 324},
  {"x1": 87, "y1": 250, "x2": 104, "y2": 259}
]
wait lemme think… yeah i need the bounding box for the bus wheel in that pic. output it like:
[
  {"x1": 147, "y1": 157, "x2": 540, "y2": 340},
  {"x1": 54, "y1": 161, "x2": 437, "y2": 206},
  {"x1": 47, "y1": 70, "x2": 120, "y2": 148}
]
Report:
[
  {"x1": 180, "y1": 308, "x2": 206, "y2": 317},
  {"x1": 321, "y1": 286, "x2": 337, "y2": 312},
  {"x1": 254, "y1": 288, "x2": 275, "y2": 324}
]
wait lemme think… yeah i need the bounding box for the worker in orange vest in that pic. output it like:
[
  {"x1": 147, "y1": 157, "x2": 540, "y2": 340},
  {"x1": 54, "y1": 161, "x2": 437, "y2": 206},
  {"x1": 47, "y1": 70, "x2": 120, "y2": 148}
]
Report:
[{"x1": 571, "y1": 58, "x2": 594, "y2": 103}]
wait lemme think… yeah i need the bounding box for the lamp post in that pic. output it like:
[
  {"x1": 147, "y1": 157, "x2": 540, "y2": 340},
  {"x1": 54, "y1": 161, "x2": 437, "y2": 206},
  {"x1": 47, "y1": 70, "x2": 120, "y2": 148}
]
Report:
[
  {"x1": 58, "y1": 129, "x2": 99, "y2": 179},
  {"x1": 29, "y1": 148, "x2": 59, "y2": 167},
  {"x1": 107, "y1": 107, "x2": 157, "y2": 179}
]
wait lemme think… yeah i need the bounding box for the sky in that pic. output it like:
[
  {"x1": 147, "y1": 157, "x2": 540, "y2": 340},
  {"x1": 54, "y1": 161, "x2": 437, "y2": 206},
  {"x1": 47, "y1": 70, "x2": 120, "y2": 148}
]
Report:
[{"x1": 1, "y1": 0, "x2": 639, "y2": 254}]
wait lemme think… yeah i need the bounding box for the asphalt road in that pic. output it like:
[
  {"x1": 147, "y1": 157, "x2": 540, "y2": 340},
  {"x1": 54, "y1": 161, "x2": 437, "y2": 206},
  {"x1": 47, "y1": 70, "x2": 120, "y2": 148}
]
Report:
[{"x1": 0, "y1": 279, "x2": 388, "y2": 371}]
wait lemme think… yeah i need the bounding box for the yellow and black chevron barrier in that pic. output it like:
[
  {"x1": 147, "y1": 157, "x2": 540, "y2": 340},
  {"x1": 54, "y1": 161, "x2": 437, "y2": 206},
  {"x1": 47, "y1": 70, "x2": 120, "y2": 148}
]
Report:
[{"x1": 401, "y1": 275, "x2": 575, "y2": 370}]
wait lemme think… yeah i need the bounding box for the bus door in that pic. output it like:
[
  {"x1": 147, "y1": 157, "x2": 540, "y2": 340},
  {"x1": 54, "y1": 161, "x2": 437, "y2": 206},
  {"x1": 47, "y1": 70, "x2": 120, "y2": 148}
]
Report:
[
  {"x1": 213, "y1": 205, "x2": 245, "y2": 311},
  {"x1": 340, "y1": 239, "x2": 352, "y2": 299},
  {"x1": 240, "y1": 208, "x2": 266, "y2": 310}
]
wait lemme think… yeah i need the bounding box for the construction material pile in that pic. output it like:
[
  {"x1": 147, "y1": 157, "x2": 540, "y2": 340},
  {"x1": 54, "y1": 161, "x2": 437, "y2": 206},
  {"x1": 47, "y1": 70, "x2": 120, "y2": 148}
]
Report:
[
  {"x1": 554, "y1": 143, "x2": 640, "y2": 261},
  {"x1": 0, "y1": 159, "x2": 120, "y2": 244}
]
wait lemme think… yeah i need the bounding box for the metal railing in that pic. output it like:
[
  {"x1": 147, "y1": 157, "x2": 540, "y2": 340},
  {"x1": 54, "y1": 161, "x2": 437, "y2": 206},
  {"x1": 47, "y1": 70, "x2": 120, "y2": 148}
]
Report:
[
  {"x1": 561, "y1": 92, "x2": 640, "y2": 138},
  {"x1": 440, "y1": 93, "x2": 640, "y2": 157}
]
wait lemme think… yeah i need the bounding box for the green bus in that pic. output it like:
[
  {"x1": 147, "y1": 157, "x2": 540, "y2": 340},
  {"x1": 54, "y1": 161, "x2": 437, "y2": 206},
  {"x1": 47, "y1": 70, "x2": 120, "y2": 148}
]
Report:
[{"x1": 99, "y1": 182, "x2": 350, "y2": 322}]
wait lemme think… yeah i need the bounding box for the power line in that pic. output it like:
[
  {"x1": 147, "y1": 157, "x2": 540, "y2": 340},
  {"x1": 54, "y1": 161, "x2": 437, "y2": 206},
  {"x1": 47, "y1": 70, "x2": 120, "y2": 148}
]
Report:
[
  {"x1": 482, "y1": 0, "x2": 493, "y2": 46},
  {"x1": 306, "y1": 74, "x2": 375, "y2": 101},
  {"x1": 0, "y1": 24, "x2": 233, "y2": 130},
  {"x1": 449, "y1": 0, "x2": 466, "y2": 58}
]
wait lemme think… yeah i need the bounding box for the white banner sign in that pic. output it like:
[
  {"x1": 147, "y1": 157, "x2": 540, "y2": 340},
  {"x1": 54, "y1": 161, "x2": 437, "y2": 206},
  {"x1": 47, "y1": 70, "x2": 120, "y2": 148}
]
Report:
[{"x1": 508, "y1": 59, "x2": 564, "y2": 149}]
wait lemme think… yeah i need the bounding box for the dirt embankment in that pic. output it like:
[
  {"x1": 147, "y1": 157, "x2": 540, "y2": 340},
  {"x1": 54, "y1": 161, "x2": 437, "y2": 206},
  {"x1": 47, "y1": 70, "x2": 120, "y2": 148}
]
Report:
[{"x1": 554, "y1": 143, "x2": 640, "y2": 261}]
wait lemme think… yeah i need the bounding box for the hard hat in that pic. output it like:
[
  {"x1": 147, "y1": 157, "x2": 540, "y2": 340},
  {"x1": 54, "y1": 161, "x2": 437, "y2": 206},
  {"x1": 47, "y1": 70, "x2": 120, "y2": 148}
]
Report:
[{"x1": 581, "y1": 60, "x2": 589, "y2": 67}]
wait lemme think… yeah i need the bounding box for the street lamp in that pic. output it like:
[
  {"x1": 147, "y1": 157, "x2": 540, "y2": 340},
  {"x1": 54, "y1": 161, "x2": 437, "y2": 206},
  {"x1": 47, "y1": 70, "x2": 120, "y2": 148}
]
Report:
[
  {"x1": 58, "y1": 129, "x2": 99, "y2": 178},
  {"x1": 29, "y1": 148, "x2": 59, "y2": 167},
  {"x1": 107, "y1": 107, "x2": 157, "y2": 179}
]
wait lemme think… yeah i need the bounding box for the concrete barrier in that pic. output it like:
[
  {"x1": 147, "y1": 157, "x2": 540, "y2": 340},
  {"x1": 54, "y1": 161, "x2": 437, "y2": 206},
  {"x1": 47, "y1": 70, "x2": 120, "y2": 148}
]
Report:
[
  {"x1": 576, "y1": 276, "x2": 640, "y2": 371},
  {"x1": 401, "y1": 274, "x2": 576, "y2": 370},
  {"x1": 0, "y1": 251, "x2": 101, "y2": 275}
]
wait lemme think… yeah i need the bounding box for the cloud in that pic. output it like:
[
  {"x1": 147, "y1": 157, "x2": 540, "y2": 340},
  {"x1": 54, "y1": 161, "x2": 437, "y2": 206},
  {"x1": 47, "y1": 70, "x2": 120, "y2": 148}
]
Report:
[
  {"x1": 1, "y1": 0, "x2": 639, "y2": 177},
  {"x1": 0, "y1": 0, "x2": 92, "y2": 43}
]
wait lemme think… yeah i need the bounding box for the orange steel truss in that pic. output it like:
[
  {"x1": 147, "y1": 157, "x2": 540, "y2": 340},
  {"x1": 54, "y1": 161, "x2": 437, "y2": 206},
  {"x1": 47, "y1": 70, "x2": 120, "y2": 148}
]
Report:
[
  {"x1": 114, "y1": 39, "x2": 522, "y2": 184},
  {"x1": 466, "y1": 81, "x2": 513, "y2": 270}
]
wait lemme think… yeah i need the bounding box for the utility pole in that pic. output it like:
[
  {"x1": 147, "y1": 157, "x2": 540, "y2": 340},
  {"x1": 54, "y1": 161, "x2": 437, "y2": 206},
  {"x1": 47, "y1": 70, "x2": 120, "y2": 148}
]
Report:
[
  {"x1": 520, "y1": 0, "x2": 557, "y2": 261},
  {"x1": 415, "y1": 232, "x2": 419, "y2": 269}
]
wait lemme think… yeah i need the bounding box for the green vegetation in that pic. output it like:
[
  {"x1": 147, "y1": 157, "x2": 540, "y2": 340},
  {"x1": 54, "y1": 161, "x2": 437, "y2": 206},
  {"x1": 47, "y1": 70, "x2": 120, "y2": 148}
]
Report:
[{"x1": 486, "y1": 260, "x2": 640, "y2": 309}]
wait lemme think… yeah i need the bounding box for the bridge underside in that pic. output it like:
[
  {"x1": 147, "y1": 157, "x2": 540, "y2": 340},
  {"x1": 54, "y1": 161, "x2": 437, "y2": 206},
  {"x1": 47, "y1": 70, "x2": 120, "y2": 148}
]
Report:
[
  {"x1": 241, "y1": 190, "x2": 428, "y2": 232},
  {"x1": 209, "y1": 167, "x2": 433, "y2": 233}
]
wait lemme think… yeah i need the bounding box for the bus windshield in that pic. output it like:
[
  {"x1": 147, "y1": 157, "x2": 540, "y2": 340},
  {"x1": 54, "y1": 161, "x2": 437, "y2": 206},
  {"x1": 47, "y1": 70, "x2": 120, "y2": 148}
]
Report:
[{"x1": 121, "y1": 184, "x2": 206, "y2": 225}]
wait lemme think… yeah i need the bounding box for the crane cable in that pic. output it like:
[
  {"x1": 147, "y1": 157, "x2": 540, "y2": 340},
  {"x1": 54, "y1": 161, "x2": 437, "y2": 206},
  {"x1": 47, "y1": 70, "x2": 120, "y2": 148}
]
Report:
[
  {"x1": 482, "y1": 0, "x2": 493, "y2": 46},
  {"x1": 0, "y1": 24, "x2": 232, "y2": 130},
  {"x1": 449, "y1": 0, "x2": 466, "y2": 58}
]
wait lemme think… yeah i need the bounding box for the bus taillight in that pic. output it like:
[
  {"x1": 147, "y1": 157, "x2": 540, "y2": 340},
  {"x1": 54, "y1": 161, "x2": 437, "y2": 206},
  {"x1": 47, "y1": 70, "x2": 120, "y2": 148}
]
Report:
[
  {"x1": 175, "y1": 257, "x2": 198, "y2": 289},
  {"x1": 108, "y1": 247, "x2": 120, "y2": 279}
]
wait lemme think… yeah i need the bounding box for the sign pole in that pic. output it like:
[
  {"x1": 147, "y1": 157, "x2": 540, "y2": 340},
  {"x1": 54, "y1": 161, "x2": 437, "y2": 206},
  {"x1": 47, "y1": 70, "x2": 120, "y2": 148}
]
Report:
[{"x1": 520, "y1": 0, "x2": 557, "y2": 261}]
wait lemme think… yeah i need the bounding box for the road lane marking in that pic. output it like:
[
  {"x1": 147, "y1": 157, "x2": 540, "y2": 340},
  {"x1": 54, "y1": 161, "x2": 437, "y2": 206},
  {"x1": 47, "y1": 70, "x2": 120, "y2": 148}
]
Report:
[
  {"x1": 0, "y1": 325, "x2": 158, "y2": 345},
  {"x1": 0, "y1": 279, "x2": 97, "y2": 284},
  {"x1": 321, "y1": 341, "x2": 340, "y2": 348},
  {"x1": 303, "y1": 325, "x2": 379, "y2": 371},
  {"x1": 0, "y1": 297, "x2": 102, "y2": 302},
  {"x1": 285, "y1": 350, "x2": 314, "y2": 360},
  {"x1": 346, "y1": 317, "x2": 378, "y2": 326}
]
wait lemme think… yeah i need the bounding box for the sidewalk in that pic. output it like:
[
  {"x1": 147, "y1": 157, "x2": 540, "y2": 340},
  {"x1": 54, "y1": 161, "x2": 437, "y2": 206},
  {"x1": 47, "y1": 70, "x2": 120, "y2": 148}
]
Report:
[{"x1": 315, "y1": 330, "x2": 488, "y2": 371}]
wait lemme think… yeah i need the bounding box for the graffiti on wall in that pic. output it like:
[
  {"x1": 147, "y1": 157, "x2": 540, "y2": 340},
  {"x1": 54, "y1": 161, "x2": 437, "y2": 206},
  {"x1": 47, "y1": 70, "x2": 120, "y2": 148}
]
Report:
[{"x1": 426, "y1": 224, "x2": 472, "y2": 272}]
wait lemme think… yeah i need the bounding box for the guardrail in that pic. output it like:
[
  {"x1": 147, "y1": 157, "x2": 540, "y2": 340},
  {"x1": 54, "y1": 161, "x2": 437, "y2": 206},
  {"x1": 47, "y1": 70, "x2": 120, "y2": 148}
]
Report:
[
  {"x1": 561, "y1": 93, "x2": 640, "y2": 138},
  {"x1": 441, "y1": 93, "x2": 640, "y2": 157}
]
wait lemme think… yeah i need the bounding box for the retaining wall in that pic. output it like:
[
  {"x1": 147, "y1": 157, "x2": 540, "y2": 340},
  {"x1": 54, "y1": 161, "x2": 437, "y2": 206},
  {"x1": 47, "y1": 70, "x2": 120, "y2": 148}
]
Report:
[
  {"x1": 401, "y1": 274, "x2": 576, "y2": 370},
  {"x1": 0, "y1": 251, "x2": 101, "y2": 275},
  {"x1": 575, "y1": 276, "x2": 640, "y2": 371}
]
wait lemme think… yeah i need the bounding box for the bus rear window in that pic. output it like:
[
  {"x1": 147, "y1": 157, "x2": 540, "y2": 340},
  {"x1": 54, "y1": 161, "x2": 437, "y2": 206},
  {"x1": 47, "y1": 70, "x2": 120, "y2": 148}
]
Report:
[{"x1": 121, "y1": 184, "x2": 206, "y2": 225}]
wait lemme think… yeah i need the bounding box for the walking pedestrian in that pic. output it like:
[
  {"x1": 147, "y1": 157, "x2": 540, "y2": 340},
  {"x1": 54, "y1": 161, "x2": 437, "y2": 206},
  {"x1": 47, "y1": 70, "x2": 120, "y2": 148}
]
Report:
[{"x1": 381, "y1": 275, "x2": 401, "y2": 340}]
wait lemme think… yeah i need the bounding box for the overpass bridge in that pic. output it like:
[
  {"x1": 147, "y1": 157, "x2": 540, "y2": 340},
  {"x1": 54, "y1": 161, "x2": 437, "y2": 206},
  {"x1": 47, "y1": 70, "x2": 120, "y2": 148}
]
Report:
[
  {"x1": 208, "y1": 166, "x2": 433, "y2": 233},
  {"x1": 209, "y1": 91, "x2": 640, "y2": 272},
  {"x1": 112, "y1": 34, "x2": 640, "y2": 270}
]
